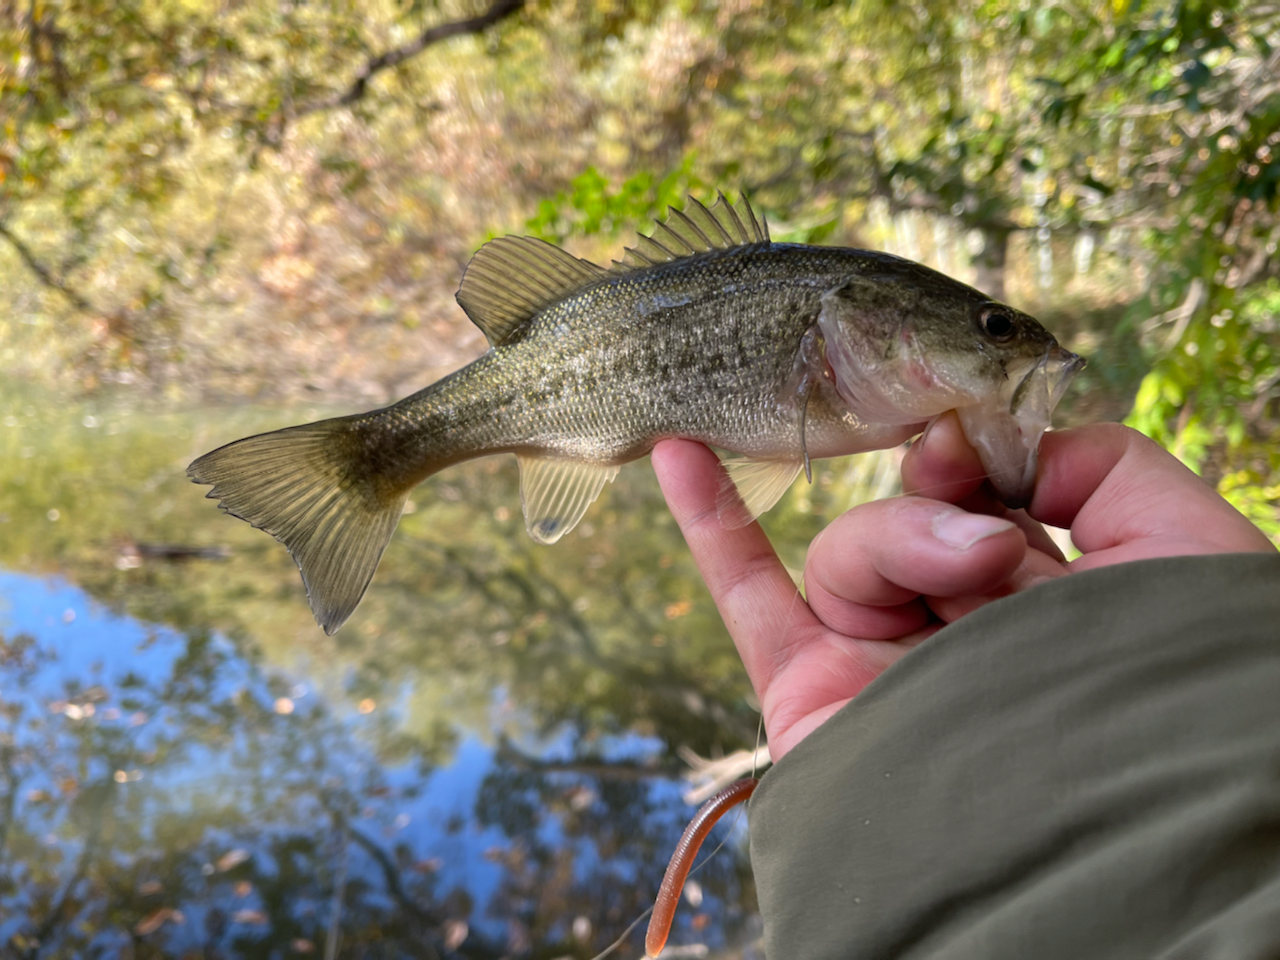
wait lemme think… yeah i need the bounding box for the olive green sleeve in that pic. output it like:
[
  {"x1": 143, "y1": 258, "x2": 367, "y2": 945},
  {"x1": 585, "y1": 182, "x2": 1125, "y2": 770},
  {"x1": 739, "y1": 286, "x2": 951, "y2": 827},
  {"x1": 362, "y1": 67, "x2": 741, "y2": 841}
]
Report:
[{"x1": 749, "y1": 553, "x2": 1280, "y2": 960}]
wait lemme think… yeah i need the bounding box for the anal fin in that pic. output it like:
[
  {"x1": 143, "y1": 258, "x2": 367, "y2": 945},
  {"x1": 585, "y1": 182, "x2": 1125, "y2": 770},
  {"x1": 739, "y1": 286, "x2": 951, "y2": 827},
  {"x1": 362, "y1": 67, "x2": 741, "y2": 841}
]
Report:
[
  {"x1": 517, "y1": 456, "x2": 620, "y2": 544},
  {"x1": 716, "y1": 458, "x2": 803, "y2": 530}
]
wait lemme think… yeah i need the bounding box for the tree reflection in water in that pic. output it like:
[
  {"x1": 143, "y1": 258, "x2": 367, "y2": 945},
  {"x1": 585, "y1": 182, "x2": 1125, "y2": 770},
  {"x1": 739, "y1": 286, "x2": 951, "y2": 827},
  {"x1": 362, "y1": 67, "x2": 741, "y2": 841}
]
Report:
[{"x1": 0, "y1": 387, "x2": 899, "y2": 958}]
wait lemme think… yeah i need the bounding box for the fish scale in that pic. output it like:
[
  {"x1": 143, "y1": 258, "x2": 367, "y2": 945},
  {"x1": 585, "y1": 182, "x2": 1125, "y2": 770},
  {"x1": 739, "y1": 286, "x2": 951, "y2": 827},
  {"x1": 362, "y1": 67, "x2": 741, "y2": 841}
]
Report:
[
  {"x1": 189, "y1": 193, "x2": 1082, "y2": 634},
  {"x1": 384, "y1": 246, "x2": 825, "y2": 462}
]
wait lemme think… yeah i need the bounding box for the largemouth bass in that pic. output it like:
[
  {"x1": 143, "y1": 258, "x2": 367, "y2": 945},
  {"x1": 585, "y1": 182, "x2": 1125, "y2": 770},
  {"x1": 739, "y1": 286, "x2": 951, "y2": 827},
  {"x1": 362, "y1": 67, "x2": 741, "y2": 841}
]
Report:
[{"x1": 190, "y1": 194, "x2": 1083, "y2": 634}]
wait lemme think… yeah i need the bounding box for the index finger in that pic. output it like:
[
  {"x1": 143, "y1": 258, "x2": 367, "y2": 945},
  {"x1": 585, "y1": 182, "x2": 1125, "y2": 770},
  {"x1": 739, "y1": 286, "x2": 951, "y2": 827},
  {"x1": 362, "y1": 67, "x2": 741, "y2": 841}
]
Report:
[{"x1": 650, "y1": 439, "x2": 822, "y2": 695}]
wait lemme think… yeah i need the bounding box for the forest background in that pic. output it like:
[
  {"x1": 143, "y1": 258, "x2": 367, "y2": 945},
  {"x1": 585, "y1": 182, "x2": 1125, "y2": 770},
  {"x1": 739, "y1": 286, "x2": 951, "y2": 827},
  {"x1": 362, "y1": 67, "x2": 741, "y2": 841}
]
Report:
[{"x1": 2, "y1": 0, "x2": 1279, "y2": 537}]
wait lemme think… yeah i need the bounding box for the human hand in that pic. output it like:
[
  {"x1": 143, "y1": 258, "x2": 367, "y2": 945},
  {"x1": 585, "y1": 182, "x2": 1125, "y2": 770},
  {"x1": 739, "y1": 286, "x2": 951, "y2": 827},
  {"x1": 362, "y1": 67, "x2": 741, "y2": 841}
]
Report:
[{"x1": 651, "y1": 414, "x2": 1275, "y2": 762}]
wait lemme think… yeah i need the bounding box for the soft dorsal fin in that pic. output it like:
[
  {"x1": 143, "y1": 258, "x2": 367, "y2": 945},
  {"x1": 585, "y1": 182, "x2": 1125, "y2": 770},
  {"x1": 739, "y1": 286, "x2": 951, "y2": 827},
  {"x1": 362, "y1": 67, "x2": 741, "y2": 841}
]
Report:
[
  {"x1": 457, "y1": 236, "x2": 607, "y2": 346},
  {"x1": 618, "y1": 193, "x2": 770, "y2": 269}
]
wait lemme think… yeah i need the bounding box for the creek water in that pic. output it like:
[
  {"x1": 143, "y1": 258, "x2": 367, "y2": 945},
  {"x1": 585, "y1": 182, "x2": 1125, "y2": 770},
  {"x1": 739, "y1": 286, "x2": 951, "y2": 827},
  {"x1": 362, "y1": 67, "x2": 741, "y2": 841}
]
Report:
[{"x1": 0, "y1": 384, "x2": 899, "y2": 958}]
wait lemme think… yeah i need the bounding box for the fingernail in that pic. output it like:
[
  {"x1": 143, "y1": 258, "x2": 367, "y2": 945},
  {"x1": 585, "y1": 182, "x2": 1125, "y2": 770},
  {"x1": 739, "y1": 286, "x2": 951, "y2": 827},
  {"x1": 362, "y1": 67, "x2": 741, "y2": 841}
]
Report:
[
  {"x1": 917, "y1": 416, "x2": 941, "y2": 451},
  {"x1": 932, "y1": 511, "x2": 1016, "y2": 550}
]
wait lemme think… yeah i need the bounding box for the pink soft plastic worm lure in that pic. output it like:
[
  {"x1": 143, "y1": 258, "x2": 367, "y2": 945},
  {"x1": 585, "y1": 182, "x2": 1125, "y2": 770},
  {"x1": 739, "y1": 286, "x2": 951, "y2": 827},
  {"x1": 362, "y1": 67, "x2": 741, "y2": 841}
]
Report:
[{"x1": 645, "y1": 777, "x2": 760, "y2": 958}]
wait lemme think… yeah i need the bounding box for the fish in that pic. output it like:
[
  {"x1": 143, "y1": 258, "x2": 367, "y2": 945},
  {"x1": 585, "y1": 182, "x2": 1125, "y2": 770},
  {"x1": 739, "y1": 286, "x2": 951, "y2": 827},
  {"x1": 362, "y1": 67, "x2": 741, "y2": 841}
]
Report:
[{"x1": 189, "y1": 193, "x2": 1084, "y2": 635}]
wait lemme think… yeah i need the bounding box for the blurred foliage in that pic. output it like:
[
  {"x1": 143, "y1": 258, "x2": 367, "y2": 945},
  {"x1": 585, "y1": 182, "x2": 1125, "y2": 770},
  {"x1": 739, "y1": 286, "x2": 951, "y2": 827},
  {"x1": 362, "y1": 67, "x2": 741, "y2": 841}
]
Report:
[
  {"x1": 523, "y1": 158, "x2": 703, "y2": 243},
  {"x1": 1059, "y1": 1, "x2": 1280, "y2": 538},
  {"x1": 2, "y1": 0, "x2": 1278, "y2": 539}
]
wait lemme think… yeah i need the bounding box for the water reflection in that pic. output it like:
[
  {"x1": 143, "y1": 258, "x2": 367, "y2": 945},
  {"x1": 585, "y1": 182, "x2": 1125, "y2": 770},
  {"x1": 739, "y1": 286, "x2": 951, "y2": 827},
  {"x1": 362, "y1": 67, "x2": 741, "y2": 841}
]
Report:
[
  {"x1": 1, "y1": 386, "x2": 900, "y2": 958},
  {"x1": 1, "y1": 571, "x2": 758, "y2": 958}
]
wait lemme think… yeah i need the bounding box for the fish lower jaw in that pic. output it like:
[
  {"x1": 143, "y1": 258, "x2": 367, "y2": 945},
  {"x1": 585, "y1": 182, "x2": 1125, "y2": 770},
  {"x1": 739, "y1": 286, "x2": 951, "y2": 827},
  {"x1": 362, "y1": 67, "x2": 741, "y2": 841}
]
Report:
[{"x1": 956, "y1": 403, "x2": 1044, "y2": 508}]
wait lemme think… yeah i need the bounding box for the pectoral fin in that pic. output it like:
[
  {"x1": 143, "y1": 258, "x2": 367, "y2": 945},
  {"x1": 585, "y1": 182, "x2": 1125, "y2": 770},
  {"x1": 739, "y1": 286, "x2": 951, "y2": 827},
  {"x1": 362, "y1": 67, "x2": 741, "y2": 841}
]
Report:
[
  {"x1": 517, "y1": 456, "x2": 620, "y2": 544},
  {"x1": 716, "y1": 458, "x2": 804, "y2": 529}
]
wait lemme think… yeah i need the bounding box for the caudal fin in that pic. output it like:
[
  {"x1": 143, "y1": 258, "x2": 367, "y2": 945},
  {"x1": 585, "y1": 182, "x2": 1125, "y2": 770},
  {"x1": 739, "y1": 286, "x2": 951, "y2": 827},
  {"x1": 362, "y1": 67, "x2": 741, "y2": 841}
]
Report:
[{"x1": 188, "y1": 418, "x2": 405, "y2": 635}]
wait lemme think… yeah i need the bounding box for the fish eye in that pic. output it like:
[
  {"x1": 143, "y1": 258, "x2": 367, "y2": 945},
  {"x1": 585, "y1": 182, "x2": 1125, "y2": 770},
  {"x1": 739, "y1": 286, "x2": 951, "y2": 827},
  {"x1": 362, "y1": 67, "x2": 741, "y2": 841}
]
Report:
[{"x1": 979, "y1": 306, "x2": 1017, "y2": 342}]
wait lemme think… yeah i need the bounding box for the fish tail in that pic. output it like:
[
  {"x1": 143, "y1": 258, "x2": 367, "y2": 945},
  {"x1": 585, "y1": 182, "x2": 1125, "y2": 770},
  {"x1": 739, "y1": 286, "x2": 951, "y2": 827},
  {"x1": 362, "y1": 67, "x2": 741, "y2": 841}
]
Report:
[{"x1": 187, "y1": 416, "x2": 407, "y2": 635}]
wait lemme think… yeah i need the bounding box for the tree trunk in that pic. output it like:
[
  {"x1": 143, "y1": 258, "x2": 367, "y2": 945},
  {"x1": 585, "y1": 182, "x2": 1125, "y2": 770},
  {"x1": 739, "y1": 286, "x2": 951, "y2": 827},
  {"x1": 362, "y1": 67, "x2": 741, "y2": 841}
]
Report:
[{"x1": 971, "y1": 226, "x2": 1011, "y2": 302}]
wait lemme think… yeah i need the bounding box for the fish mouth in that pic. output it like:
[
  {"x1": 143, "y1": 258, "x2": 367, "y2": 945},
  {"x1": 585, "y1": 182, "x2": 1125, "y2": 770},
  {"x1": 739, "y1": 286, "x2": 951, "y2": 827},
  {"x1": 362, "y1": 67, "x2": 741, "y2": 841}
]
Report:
[
  {"x1": 1010, "y1": 345, "x2": 1087, "y2": 423},
  {"x1": 957, "y1": 344, "x2": 1085, "y2": 509}
]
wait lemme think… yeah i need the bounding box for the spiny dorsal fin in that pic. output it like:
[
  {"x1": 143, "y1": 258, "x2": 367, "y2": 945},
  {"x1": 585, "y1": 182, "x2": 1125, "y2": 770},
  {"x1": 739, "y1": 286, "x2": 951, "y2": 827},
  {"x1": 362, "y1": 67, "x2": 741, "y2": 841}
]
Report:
[
  {"x1": 457, "y1": 236, "x2": 607, "y2": 346},
  {"x1": 618, "y1": 193, "x2": 770, "y2": 269}
]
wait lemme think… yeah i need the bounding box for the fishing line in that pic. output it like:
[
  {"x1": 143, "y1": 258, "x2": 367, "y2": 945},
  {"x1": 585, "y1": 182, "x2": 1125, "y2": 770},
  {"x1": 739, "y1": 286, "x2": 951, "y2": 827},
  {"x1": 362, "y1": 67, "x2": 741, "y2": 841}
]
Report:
[
  {"x1": 586, "y1": 715, "x2": 767, "y2": 960},
  {"x1": 588, "y1": 907, "x2": 654, "y2": 960}
]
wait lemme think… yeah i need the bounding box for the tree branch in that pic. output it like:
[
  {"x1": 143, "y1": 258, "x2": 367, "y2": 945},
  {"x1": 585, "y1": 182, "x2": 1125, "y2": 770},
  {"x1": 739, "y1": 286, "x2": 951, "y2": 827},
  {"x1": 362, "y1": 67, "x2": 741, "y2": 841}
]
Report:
[
  {"x1": 22, "y1": 780, "x2": 114, "y2": 960},
  {"x1": 495, "y1": 735, "x2": 684, "y2": 781},
  {"x1": 0, "y1": 219, "x2": 96, "y2": 313},
  {"x1": 0, "y1": 747, "x2": 18, "y2": 860},
  {"x1": 342, "y1": 817, "x2": 506, "y2": 959},
  {"x1": 295, "y1": 0, "x2": 525, "y2": 118}
]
